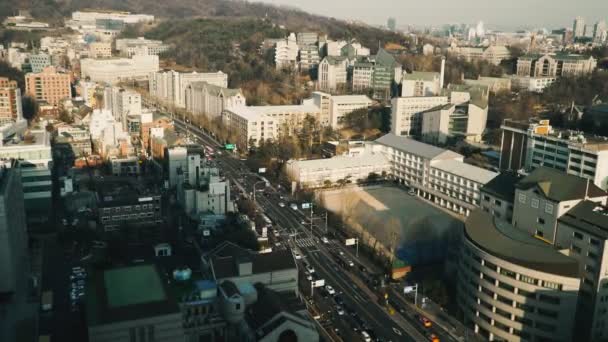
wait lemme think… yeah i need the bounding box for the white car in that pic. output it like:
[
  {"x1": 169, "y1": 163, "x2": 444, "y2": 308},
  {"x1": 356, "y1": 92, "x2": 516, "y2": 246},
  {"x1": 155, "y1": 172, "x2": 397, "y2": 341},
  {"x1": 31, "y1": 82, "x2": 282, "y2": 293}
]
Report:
[
  {"x1": 278, "y1": 202, "x2": 286, "y2": 207},
  {"x1": 305, "y1": 264, "x2": 315, "y2": 274},
  {"x1": 347, "y1": 259, "x2": 355, "y2": 267},
  {"x1": 325, "y1": 285, "x2": 336, "y2": 295},
  {"x1": 336, "y1": 305, "x2": 345, "y2": 315},
  {"x1": 361, "y1": 331, "x2": 372, "y2": 342},
  {"x1": 290, "y1": 203, "x2": 298, "y2": 210},
  {"x1": 321, "y1": 237, "x2": 329, "y2": 244},
  {"x1": 305, "y1": 272, "x2": 313, "y2": 281},
  {"x1": 293, "y1": 251, "x2": 302, "y2": 260}
]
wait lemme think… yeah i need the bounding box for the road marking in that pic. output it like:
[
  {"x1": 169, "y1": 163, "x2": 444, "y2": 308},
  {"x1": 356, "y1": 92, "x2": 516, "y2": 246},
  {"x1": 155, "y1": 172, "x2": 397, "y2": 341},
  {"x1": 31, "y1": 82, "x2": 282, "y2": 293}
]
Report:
[{"x1": 393, "y1": 327, "x2": 402, "y2": 336}]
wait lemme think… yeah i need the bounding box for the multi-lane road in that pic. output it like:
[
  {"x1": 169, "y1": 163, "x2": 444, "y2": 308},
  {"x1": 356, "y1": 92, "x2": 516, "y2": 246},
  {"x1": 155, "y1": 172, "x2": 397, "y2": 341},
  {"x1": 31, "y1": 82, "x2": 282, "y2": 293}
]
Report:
[{"x1": 172, "y1": 116, "x2": 459, "y2": 342}]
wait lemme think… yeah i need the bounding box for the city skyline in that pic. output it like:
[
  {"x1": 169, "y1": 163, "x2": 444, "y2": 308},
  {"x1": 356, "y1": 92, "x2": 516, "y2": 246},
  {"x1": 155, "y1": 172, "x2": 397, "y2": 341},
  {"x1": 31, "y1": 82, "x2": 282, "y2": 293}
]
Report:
[{"x1": 255, "y1": 0, "x2": 607, "y2": 30}]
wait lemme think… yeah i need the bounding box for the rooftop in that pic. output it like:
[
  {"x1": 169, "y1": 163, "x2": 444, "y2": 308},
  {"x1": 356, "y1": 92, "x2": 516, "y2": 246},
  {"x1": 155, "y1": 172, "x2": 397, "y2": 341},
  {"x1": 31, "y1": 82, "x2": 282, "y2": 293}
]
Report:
[
  {"x1": 465, "y1": 210, "x2": 579, "y2": 278},
  {"x1": 432, "y1": 159, "x2": 498, "y2": 184},
  {"x1": 516, "y1": 167, "x2": 606, "y2": 202},
  {"x1": 402, "y1": 71, "x2": 439, "y2": 82},
  {"x1": 226, "y1": 104, "x2": 320, "y2": 121},
  {"x1": 86, "y1": 264, "x2": 179, "y2": 326},
  {"x1": 189, "y1": 81, "x2": 241, "y2": 97},
  {"x1": 519, "y1": 52, "x2": 593, "y2": 62},
  {"x1": 481, "y1": 172, "x2": 523, "y2": 201},
  {"x1": 288, "y1": 151, "x2": 389, "y2": 172},
  {"x1": 375, "y1": 133, "x2": 463, "y2": 161},
  {"x1": 559, "y1": 200, "x2": 608, "y2": 239},
  {"x1": 329, "y1": 95, "x2": 373, "y2": 103}
]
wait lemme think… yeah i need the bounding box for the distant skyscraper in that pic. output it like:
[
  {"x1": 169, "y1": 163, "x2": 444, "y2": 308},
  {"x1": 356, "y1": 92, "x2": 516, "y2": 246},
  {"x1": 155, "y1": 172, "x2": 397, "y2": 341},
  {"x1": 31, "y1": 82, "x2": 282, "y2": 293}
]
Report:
[
  {"x1": 594, "y1": 20, "x2": 607, "y2": 43},
  {"x1": 387, "y1": 17, "x2": 396, "y2": 31},
  {"x1": 475, "y1": 21, "x2": 485, "y2": 37},
  {"x1": 573, "y1": 16, "x2": 585, "y2": 38}
]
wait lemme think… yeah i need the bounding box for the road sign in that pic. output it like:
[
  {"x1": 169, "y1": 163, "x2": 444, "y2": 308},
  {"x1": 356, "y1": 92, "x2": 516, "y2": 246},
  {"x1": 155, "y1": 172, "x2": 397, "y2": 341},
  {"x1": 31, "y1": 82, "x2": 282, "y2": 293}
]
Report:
[
  {"x1": 301, "y1": 203, "x2": 311, "y2": 209},
  {"x1": 345, "y1": 238, "x2": 356, "y2": 246},
  {"x1": 403, "y1": 286, "x2": 415, "y2": 294},
  {"x1": 312, "y1": 279, "x2": 325, "y2": 287},
  {"x1": 258, "y1": 168, "x2": 266, "y2": 174},
  {"x1": 202, "y1": 230, "x2": 211, "y2": 237},
  {"x1": 225, "y1": 143, "x2": 236, "y2": 150}
]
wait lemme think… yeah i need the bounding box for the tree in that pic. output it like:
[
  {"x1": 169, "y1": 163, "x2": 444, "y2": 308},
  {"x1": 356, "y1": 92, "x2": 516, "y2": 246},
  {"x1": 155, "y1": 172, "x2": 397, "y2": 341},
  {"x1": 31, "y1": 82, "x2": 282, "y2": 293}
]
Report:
[{"x1": 21, "y1": 96, "x2": 38, "y2": 121}]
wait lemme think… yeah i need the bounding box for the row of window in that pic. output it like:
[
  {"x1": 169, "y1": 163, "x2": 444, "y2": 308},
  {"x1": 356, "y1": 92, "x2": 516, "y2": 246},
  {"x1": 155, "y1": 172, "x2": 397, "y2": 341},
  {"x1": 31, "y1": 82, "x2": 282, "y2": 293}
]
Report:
[{"x1": 518, "y1": 193, "x2": 554, "y2": 214}]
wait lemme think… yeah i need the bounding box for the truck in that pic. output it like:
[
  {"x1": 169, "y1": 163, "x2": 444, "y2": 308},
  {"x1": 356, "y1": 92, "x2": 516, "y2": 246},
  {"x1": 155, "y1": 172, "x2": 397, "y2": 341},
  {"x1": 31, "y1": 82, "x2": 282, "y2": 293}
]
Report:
[{"x1": 41, "y1": 291, "x2": 53, "y2": 311}]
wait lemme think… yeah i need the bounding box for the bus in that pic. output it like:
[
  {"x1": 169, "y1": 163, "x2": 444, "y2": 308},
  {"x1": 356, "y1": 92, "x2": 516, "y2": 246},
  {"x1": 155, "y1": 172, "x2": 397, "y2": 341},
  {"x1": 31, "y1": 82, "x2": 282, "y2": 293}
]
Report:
[{"x1": 41, "y1": 291, "x2": 53, "y2": 311}]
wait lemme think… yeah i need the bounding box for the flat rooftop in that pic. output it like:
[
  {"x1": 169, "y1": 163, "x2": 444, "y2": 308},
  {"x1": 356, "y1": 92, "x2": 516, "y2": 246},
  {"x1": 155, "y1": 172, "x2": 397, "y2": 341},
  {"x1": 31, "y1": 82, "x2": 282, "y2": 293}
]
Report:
[
  {"x1": 104, "y1": 265, "x2": 166, "y2": 308},
  {"x1": 465, "y1": 210, "x2": 579, "y2": 278},
  {"x1": 432, "y1": 159, "x2": 497, "y2": 184}
]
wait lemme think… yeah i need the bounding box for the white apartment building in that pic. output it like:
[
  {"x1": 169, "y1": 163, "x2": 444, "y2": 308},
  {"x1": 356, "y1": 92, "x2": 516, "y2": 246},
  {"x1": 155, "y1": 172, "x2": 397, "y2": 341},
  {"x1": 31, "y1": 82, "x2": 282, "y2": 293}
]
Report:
[
  {"x1": 80, "y1": 54, "x2": 159, "y2": 84},
  {"x1": 149, "y1": 70, "x2": 228, "y2": 108},
  {"x1": 184, "y1": 82, "x2": 245, "y2": 120},
  {"x1": 275, "y1": 33, "x2": 299, "y2": 70},
  {"x1": 509, "y1": 75, "x2": 556, "y2": 93},
  {"x1": 421, "y1": 100, "x2": 488, "y2": 144},
  {"x1": 103, "y1": 87, "x2": 142, "y2": 130},
  {"x1": 115, "y1": 37, "x2": 170, "y2": 57},
  {"x1": 303, "y1": 92, "x2": 372, "y2": 128},
  {"x1": 448, "y1": 45, "x2": 511, "y2": 65},
  {"x1": 500, "y1": 119, "x2": 608, "y2": 190},
  {"x1": 318, "y1": 56, "x2": 348, "y2": 92},
  {"x1": 298, "y1": 45, "x2": 320, "y2": 71},
  {"x1": 88, "y1": 42, "x2": 112, "y2": 58},
  {"x1": 285, "y1": 150, "x2": 390, "y2": 188},
  {"x1": 71, "y1": 11, "x2": 154, "y2": 25},
  {"x1": 222, "y1": 104, "x2": 321, "y2": 149},
  {"x1": 401, "y1": 71, "x2": 441, "y2": 97},
  {"x1": 375, "y1": 134, "x2": 497, "y2": 216},
  {"x1": 325, "y1": 40, "x2": 348, "y2": 57},
  {"x1": 391, "y1": 96, "x2": 449, "y2": 136},
  {"x1": 352, "y1": 60, "x2": 374, "y2": 92}
]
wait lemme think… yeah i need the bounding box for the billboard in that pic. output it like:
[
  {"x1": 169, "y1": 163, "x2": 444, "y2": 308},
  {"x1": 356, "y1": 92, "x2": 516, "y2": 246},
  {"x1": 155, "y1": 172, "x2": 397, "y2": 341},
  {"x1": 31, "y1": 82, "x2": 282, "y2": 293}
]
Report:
[
  {"x1": 258, "y1": 168, "x2": 266, "y2": 174},
  {"x1": 345, "y1": 238, "x2": 357, "y2": 246},
  {"x1": 301, "y1": 203, "x2": 311, "y2": 209},
  {"x1": 225, "y1": 144, "x2": 236, "y2": 150},
  {"x1": 312, "y1": 279, "x2": 325, "y2": 287}
]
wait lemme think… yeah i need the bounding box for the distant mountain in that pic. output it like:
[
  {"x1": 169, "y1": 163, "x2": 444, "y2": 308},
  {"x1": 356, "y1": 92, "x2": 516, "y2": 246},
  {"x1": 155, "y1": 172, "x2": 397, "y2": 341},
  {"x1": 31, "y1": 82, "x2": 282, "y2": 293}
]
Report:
[{"x1": 1, "y1": 0, "x2": 410, "y2": 53}]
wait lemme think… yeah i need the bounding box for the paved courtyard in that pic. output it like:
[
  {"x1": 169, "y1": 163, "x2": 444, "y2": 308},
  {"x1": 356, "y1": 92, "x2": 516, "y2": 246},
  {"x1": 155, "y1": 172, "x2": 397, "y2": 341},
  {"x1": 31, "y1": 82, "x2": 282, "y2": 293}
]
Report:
[{"x1": 318, "y1": 185, "x2": 464, "y2": 265}]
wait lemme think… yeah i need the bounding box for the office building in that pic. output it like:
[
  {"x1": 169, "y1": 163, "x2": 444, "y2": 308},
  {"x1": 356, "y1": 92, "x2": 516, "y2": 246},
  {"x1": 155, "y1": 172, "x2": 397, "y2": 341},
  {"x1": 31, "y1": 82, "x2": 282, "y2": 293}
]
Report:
[
  {"x1": 56, "y1": 124, "x2": 93, "y2": 157},
  {"x1": 222, "y1": 104, "x2": 320, "y2": 149},
  {"x1": 401, "y1": 71, "x2": 441, "y2": 97},
  {"x1": 25, "y1": 66, "x2": 71, "y2": 107},
  {"x1": 285, "y1": 149, "x2": 390, "y2": 188},
  {"x1": 28, "y1": 52, "x2": 52, "y2": 73},
  {"x1": 0, "y1": 77, "x2": 24, "y2": 125},
  {"x1": 325, "y1": 40, "x2": 348, "y2": 57},
  {"x1": 184, "y1": 82, "x2": 245, "y2": 120},
  {"x1": 298, "y1": 45, "x2": 320, "y2": 71},
  {"x1": 318, "y1": 56, "x2": 348, "y2": 92},
  {"x1": 457, "y1": 209, "x2": 581, "y2": 342},
  {"x1": 448, "y1": 45, "x2": 511, "y2": 65},
  {"x1": 296, "y1": 32, "x2": 318, "y2": 46},
  {"x1": 516, "y1": 53, "x2": 597, "y2": 78},
  {"x1": 104, "y1": 87, "x2": 142, "y2": 130},
  {"x1": 391, "y1": 96, "x2": 449, "y2": 136},
  {"x1": 176, "y1": 159, "x2": 233, "y2": 217},
  {"x1": 110, "y1": 156, "x2": 140, "y2": 176},
  {"x1": 479, "y1": 172, "x2": 522, "y2": 223},
  {"x1": 499, "y1": 119, "x2": 608, "y2": 190},
  {"x1": 149, "y1": 70, "x2": 228, "y2": 108},
  {"x1": 88, "y1": 42, "x2": 112, "y2": 58},
  {"x1": 370, "y1": 49, "x2": 402, "y2": 100},
  {"x1": 115, "y1": 37, "x2": 170, "y2": 57},
  {"x1": 352, "y1": 59, "x2": 374, "y2": 92},
  {"x1": 274, "y1": 33, "x2": 299, "y2": 70},
  {"x1": 80, "y1": 55, "x2": 159, "y2": 85},
  {"x1": 375, "y1": 134, "x2": 497, "y2": 216},
  {"x1": 0, "y1": 161, "x2": 28, "y2": 294},
  {"x1": 86, "y1": 264, "x2": 184, "y2": 342},
  {"x1": 71, "y1": 10, "x2": 154, "y2": 26},
  {"x1": 574, "y1": 16, "x2": 586, "y2": 38},
  {"x1": 302, "y1": 92, "x2": 372, "y2": 128}
]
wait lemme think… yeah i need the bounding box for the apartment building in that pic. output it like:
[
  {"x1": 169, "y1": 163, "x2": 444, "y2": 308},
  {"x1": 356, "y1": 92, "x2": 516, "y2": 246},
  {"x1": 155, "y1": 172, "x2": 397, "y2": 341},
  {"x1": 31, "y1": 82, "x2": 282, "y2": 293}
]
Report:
[
  {"x1": 274, "y1": 33, "x2": 299, "y2": 70},
  {"x1": 499, "y1": 119, "x2": 608, "y2": 190},
  {"x1": 371, "y1": 49, "x2": 402, "y2": 100},
  {"x1": 391, "y1": 96, "x2": 449, "y2": 136},
  {"x1": 298, "y1": 45, "x2": 320, "y2": 71},
  {"x1": 28, "y1": 52, "x2": 52, "y2": 73},
  {"x1": 401, "y1": 71, "x2": 441, "y2": 97},
  {"x1": 25, "y1": 66, "x2": 71, "y2": 106},
  {"x1": 318, "y1": 56, "x2": 348, "y2": 92},
  {"x1": 103, "y1": 87, "x2": 142, "y2": 130},
  {"x1": 0, "y1": 77, "x2": 23, "y2": 125},
  {"x1": 80, "y1": 54, "x2": 159, "y2": 84},
  {"x1": 516, "y1": 53, "x2": 597, "y2": 77},
  {"x1": 222, "y1": 104, "x2": 320, "y2": 149},
  {"x1": 352, "y1": 59, "x2": 374, "y2": 92},
  {"x1": 115, "y1": 37, "x2": 170, "y2": 57},
  {"x1": 184, "y1": 81, "x2": 245, "y2": 120},
  {"x1": 457, "y1": 209, "x2": 581, "y2": 342},
  {"x1": 302, "y1": 92, "x2": 372, "y2": 128},
  {"x1": 97, "y1": 182, "x2": 162, "y2": 233},
  {"x1": 375, "y1": 134, "x2": 496, "y2": 216},
  {"x1": 87, "y1": 41, "x2": 112, "y2": 58},
  {"x1": 448, "y1": 45, "x2": 511, "y2": 65},
  {"x1": 296, "y1": 32, "x2": 318, "y2": 46},
  {"x1": 149, "y1": 70, "x2": 228, "y2": 108}
]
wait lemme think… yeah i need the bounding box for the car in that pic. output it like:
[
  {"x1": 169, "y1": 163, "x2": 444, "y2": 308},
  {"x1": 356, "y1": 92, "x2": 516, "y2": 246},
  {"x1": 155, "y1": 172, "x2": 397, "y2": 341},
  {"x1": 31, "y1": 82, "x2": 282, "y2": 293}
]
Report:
[
  {"x1": 361, "y1": 331, "x2": 372, "y2": 342},
  {"x1": 278, "y1": 202, "x2": 286, "y2": 207},
  {"x1": 325, "y1": 285, "x2": 336, "y2": 295},
  {"x1": 290, "y1": 203, "x2": 298, "y2": 210},
  {"x1": 427, "y1": 333, "x2": 440, "y2": 342},
  {"x1": 419, "y1": 315, "x2": 432, "y2": 328},
  {"x1": 274, "y1": 242, "x2": 282, "y2": 247},
  {"x1": 293, "y1": 251, "x2": 302, "y2": 260},
  {"x1": 408, "y1": 189, "x2": 416, "y2": 196},
  {"x1": 321, "y1": 236, "x2": 329, "y2": 243},
  {"x1": 346, "y1": 259, "x2": 355, "y2": 267},
  {"x1": 305, "y1": 272, "x2": 313, "y2": 281},
  {"x1": 305, "y1": 264, "x2": 315, "y2": 274},
  {"x1": 336, "y1": 305, "x2": 345, "y2": 315}
]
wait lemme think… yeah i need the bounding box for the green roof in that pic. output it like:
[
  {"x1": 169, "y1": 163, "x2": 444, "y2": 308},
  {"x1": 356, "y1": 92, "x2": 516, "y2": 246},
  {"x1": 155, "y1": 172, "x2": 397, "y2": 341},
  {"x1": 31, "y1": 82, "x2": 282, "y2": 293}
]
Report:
[
  {"x1": 375, "y1": 48, "x2": 399, "y2": 68},
  {"x1": 517, "y1": 167, "x2": 606, "y2": 202},
  {"x1": 104, "y1": 265, "x2": 166, "y2": 308}
]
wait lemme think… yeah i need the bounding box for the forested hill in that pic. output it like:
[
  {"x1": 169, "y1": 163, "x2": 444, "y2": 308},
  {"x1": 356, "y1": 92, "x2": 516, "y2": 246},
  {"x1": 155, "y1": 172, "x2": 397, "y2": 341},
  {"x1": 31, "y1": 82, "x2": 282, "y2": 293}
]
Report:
[{"x1": 1, "y1": 0, "x2": 409, "y2": 52}]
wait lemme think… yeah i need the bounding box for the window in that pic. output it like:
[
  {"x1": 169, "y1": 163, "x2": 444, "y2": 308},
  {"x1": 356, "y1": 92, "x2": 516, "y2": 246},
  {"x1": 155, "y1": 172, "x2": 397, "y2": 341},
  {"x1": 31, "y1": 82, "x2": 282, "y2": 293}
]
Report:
[
  {"x1": 543, "y1": 281, "x2": 562, "y2": 291},
  {"x1": 538, "y1": 294, "x2": 560, "y2": 305},
  {"x1": 518, "y1": 288, "x2": 536, "y2": 299},
  {"x1": 494, "y1": 199, "x2": 502, "y2": 206},
  {"x1": 500, "y1": 268, "x2": 516, "y2": 279},
  {"x1": 236, "y1": 303, "x2": 241, "y2": 310},
  {"x1": 571, "y1": 244, "x2": 582, "y2": 254},
  {"x1": 516, "y1": 302, "x2": 535, "y2": 312},
  {"x1": 545, "y1": 203, "x2": 554, "y2": 214},
  {"x1": 536, "y1": 230, "x2": 544, "y2": 237},
  {"x1": 573, "y1": 231, "x2": 583, "y2": 240},
  {"x1": 531, "y1": 198, "x2": 539, "y2": 208},
  {"x1": 520, "y1": 275, "x2": 539, "y2": 286},
  {"x1": 519, "y1": 193, "x2": 526, "y2": 203},
  {"x1": 484, "y1": 261, "x2": 498, "y2": 272},
  {"x1": 498, "y1": 281, "x2": 515, "y2": 293},
  {"x1": 536, "y1": 322, "x2": 557, "y2": 333},
  {"x1": 590, "y1": 238, "x2": 600, "y2": 246},
  {"x1": 483, "y1": 195, "x2": 490, "y2": 202},
  {"x1": 537, "y1": 217, "x2": 545, "y2": 224}
]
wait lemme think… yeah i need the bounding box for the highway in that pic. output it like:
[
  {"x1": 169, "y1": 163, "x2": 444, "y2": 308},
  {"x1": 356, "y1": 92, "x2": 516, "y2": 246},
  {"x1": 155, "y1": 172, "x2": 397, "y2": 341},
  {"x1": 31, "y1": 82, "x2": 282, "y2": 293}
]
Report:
[{"x1": 172, "y1": 116, "x2": 458, "y2": 342}]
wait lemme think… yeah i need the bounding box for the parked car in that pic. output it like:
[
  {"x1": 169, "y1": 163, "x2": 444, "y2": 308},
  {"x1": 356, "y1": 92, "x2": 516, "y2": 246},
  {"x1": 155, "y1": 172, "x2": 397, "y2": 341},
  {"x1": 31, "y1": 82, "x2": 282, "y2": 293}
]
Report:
[
  {"x1": 336, "y1": 305, "x2": 345, "y2": 315},
  {"x1": 278, "y1": 202, "x2": 286, "y2": 207},
  {"x1": 325, "y1": 285, "x2": 336, "y2": 295},
  {"x1": 321, "y1": 236, "x2": 329, "y2": 244},
  {"x1": 361, "y1": 331, "x2": 372, "y2": 342}
]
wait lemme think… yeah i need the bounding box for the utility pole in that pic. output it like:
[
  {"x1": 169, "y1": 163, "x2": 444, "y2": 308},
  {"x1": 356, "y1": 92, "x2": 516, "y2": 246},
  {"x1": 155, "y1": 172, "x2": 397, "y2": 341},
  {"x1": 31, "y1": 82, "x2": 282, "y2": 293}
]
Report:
[{"x1": 310, "y1": 201, "x2": 314, "y2": 236}]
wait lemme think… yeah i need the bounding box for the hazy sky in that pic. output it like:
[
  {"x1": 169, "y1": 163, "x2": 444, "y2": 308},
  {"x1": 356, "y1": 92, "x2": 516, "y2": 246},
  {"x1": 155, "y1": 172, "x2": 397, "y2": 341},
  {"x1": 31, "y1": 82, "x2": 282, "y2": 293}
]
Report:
[{"x1": 254, "y1": 0, "x2": 608, "y2": 30}]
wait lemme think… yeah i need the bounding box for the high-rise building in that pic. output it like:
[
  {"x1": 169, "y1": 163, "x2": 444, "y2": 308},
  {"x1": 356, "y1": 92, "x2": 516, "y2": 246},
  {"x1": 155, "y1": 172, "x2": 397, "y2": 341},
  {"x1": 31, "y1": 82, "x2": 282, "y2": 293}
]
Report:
[
  {"x1": 594, "y1": 21, "x2": 607, "y2": 43},
  {"x1": 149, "y1": 70, "x2": 228, "y2": 108},
  {"x1": 573, "y1": 16, "x2": 586, "y2": 38},
  {"x1": 0, "y1": 160, "x2": 28, "y2": 295},
  {"x1": 274, "y1": 33, "x2": 299, "y2": 70},
  {"x1": 0, "y1": 77, "x2": 23, "y2": 125},
  {"x1": 25, "y1": 66, "x2": 71, "y2": 107},
  {"x1": 387, "y1": 17, "x2": 396, "y2": 31}
]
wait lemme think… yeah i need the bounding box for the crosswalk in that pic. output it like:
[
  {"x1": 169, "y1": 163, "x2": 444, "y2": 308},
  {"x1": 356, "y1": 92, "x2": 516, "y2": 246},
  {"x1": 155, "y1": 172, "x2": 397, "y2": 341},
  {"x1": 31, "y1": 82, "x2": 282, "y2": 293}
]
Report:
[{"x1": 296, "y1": 237, "x2": 317, "y2": 248}]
